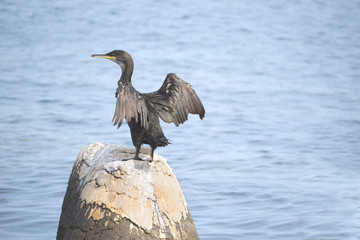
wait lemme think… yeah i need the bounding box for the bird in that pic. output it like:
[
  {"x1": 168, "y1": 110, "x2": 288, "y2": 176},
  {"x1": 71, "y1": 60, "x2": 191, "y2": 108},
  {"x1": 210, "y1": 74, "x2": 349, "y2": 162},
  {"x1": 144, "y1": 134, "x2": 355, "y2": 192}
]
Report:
[{"x1": 91, "y1": 50, "x2": 205, "y2": 161}]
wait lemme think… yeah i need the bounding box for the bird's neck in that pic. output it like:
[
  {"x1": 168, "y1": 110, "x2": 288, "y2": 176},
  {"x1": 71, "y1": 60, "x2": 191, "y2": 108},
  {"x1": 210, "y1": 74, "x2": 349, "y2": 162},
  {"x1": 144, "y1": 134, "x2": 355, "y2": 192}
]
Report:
[{"x1": 119, "y1": 61, "x2": 134, "y2": 83}]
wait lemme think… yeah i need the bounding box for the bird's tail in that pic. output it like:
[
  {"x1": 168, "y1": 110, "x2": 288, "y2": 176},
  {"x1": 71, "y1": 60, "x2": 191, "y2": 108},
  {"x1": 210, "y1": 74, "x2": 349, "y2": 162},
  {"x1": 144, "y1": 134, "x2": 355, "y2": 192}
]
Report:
[{"x1": 157, "y1": 137, "x2": 171, "y2": 147}]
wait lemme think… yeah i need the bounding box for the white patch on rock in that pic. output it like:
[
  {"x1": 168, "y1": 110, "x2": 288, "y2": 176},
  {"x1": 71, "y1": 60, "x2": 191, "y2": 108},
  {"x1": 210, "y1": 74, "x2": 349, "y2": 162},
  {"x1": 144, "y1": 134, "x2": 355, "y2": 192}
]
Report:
[{"x1": 104, "y1": 160, "x2": 123, "y2": 173}]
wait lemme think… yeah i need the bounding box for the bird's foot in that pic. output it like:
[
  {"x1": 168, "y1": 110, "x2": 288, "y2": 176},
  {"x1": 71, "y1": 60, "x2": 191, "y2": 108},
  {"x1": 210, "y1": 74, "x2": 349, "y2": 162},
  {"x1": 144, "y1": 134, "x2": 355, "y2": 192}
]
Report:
[{"x1": 122, "y1": 157, "x2": 153, "y2": 162}]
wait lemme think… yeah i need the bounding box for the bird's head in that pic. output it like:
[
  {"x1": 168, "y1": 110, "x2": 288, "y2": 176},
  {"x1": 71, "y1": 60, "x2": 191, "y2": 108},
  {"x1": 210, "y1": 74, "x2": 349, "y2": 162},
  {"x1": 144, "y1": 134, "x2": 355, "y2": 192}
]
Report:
[{"x1": 92, "y1": 50, "x2": 133, "y2": 72}]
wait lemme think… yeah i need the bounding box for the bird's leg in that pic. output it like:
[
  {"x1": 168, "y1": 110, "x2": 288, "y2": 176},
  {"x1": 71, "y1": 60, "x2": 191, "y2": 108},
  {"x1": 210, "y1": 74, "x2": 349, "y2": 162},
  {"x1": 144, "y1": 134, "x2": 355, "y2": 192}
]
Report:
[
  {"x1": 123, "y1": 146, "x2": 143, "y2": 161},
  {"x1": 134, "y1": 145, "x2": 142, "y2": 160},
  {"x1": 123, "y1": 146, "x2": 154, "y2": 162},
  {"x1": 150, "y1": 147, "x2": 156, "y2": 162}
]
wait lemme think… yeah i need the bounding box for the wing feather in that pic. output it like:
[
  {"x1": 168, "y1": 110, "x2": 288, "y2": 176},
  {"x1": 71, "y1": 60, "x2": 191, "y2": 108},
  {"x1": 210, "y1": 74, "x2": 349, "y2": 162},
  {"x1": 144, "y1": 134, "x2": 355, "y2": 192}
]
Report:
[
  {"x1": 143, "y1": 73, "x2": 205, "y2": 126},
  {"x1": 112, "y1": 81, "x2": 149, "y2": 129}
]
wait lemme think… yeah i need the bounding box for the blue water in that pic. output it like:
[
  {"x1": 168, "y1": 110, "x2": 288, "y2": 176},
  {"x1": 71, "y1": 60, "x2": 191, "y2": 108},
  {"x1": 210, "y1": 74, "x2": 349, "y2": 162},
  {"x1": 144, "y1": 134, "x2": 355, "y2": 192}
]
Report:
[{"x1": 1, "y1": 0, "x2": 360, "y2": 239}]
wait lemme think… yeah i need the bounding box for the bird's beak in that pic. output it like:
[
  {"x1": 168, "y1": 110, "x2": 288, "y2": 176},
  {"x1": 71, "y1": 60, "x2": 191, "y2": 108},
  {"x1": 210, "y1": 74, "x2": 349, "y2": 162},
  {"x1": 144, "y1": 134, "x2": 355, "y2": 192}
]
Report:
[{"x1": 91, "y1": 54, "x2": 116, "y2": 60}]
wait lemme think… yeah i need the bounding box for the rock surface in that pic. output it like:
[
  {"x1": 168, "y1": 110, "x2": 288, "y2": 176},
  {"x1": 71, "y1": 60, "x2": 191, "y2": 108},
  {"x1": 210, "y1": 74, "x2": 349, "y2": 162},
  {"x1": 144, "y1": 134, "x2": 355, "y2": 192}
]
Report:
[{"x1": 57, "y1": 143, "x2": 199, "y2": 240}]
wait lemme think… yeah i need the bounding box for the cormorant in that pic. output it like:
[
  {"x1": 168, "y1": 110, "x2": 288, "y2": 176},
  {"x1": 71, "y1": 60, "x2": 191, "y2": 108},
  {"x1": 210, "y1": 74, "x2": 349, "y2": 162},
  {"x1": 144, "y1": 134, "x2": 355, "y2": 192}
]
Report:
[{"x1": 91, "y1": 50, "x2": 205, "y2": 161}]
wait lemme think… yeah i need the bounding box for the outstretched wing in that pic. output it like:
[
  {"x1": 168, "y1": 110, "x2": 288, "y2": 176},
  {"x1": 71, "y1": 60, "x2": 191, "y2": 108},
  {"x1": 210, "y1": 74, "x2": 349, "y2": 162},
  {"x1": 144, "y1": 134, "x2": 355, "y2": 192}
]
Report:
[
  {"x1": 112, "y1": 81, "x2": 149, "y2": 129},
  {"x1": 143, "y1": 73, "x2": 205, "y2": 126}
]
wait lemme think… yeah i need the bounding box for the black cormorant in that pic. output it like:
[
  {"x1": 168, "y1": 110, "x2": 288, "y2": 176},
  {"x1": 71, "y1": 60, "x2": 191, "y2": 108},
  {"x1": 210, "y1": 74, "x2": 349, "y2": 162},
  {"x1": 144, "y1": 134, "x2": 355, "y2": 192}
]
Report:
[{"x1": 91, "y1": 50, "x2": 205, "y2": 161}]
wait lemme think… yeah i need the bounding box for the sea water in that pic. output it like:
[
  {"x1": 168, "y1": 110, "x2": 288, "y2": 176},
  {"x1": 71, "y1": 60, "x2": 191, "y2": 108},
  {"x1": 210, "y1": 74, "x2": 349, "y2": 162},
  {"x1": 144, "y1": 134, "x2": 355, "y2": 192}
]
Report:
[{"x1": 1, "y1": 0, "x2": 360, "y2": 239}]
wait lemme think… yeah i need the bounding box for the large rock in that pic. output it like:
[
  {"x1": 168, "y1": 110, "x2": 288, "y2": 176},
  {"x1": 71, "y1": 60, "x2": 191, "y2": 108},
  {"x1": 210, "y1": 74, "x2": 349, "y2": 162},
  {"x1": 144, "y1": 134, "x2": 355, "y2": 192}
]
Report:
[{"x1": 57, "y1": 143, "x2": 199, "y2": 240}]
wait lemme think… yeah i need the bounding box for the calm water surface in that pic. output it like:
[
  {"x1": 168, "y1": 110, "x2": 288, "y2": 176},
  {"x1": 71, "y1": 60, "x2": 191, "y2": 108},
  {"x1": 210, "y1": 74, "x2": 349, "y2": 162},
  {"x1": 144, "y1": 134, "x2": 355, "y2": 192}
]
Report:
[{"x1": 1, "y1": 0, "x2": 360, "y2": 239}]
